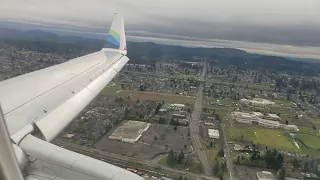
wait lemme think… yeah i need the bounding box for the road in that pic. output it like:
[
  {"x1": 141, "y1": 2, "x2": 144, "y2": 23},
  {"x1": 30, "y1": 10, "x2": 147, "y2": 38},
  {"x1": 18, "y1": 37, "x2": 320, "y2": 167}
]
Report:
[
  {"x1": 189, "y1": 60, "x2": 213, "y2": 176},
  {"x1": 221, "y1": 124, "x2": 237, "y2": 180},
  {"x1": 54, "y1": 139, "x2": 217, "y2": 180}
]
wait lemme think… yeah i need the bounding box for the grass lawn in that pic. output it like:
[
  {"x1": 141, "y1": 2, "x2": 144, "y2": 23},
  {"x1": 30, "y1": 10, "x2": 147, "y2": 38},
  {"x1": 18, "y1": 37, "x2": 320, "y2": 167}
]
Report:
[
  {"x1": 207, "y1": 80, "x2": 274, "y2": 91},
  {"x1": 102, "y1": 87, "x2": 196, "y2": 104},
  {"x1": 297, "y1": 133, "x2": 320, "y2": 149},
  {"x1": 311, "y1": 120, "x2": 320, "y2": 125},
  {"x1": 227, "y1": 127, "x2": 299, "y2": 152},
  {"x1": 159, "y1": 154, "x2": 203, "y2": 174},
  {"x1": 205, "y1": 149, "x2": 219, "y2": 167},
  {"x1": 102, "y1": 86, "x2": 121, "y2": 94},
  {"x1": 274, "y1": 100, "x2": 294, "y2": 107}
]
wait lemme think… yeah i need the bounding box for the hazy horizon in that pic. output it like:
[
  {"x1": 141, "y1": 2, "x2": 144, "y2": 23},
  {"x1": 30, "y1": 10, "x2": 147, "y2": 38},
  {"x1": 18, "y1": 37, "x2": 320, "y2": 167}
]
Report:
[{"x1": 1, "y1": 0, "x2": 320, "y2": 59}]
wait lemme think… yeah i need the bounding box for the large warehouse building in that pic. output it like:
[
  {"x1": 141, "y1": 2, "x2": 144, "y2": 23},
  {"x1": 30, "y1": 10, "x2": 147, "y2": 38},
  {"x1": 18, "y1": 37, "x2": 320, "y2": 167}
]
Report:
[
  {"x1": 256, "y1": 171, "x2": 276, "y2": 180},
  {"x1": 109, "y1": 120, "x2": 151, "y2": 143},
  {"x1": 208, "y1": 129, "x2": 220, "y2": 139}
]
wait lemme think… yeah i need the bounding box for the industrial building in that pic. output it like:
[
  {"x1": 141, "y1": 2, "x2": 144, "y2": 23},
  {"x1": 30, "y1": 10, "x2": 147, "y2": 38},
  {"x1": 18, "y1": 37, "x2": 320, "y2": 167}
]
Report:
[
  {"x1": 208, "y1": 129, "x2": 220, "y2": 139},
  {"x1": 240, "y1": 98, "x2": 275, "y2": 107},
  {"x1": 169, "y1": 103, "x2": 185, "y2": 110},
  {"x1": 231, "y1": 111, "x2": 298, "y2": 130},
  {"x1": 258, "y1": 119, "x2": 280, "y2": 128},
  {"x1": 256, "y1": 171, "x2": 276, "y2": 180},
  {"x1": 231, "y1": 111, "x2": 259, "y2": 124},
  {"x1": 109, "y1": 120, "x2": 151, "y2": 143},
  {"x1": 281, "y1": 124, "x2": 299, "y2": 131},
  {"x1": 266, "y1": 113, "x2": 281, "y2": 121}
]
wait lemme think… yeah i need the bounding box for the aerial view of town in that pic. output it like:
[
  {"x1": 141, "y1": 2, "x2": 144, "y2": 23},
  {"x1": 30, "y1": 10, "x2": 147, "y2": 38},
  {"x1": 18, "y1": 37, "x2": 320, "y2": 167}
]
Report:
[
  {"x1": 1, "y1": 28, "x2": 320, "y2": 180},
  {"x1": 1, "y1": 1, "x2": 320, "y2": 179}
]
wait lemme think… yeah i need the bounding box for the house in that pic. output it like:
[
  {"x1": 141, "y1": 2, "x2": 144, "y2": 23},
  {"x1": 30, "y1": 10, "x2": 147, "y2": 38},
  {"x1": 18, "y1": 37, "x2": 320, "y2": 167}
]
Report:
[{"x1": 234, "y1": 144, "x2": 244, "y2": 151}]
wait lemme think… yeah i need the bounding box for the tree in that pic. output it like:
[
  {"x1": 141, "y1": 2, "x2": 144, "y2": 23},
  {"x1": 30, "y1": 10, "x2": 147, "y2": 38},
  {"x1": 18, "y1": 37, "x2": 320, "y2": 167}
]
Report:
[
  {"x1": 221, "y1": 162, "x2": 227, "y2": 172},
  {"x1": 154, "y1": 136, "x2": 158, "y2": 140},
  {"x1": 174, "y1": 126, "x2": 178, "y2": 131},
  {"x1": 210, "y1": 141, "x2": 213, "y2": 147},
  {"x1": 236, "y1": 156, "x2": 240, "y2": 164},
  {"x1": 178, "y1": 175, "x2": 183, "y2": 180},
  {"x1": 215, "y1": 114, "x2": 220, "y2": 121},
  {"x1": 285, "y1": 120, "x2": 289, "y2": 125},
  {"x1": 177, "y1": 150, "x2": 185, "y2": 163},
  {"x1": 292, "y1": 158, "x2": 300, "y2": 169},
  {"x1": 139, "y1": 84, "x2": 145, "y2": 91},
  {"x1": 184, "y1": 177, "x2": 187, "y2": 180},
  {"x1": 278, "y1": 168, "x2": 285, "y2": 180},
  {"x1": 213, "y1": 161, "x2": 220, "y2": 175},
  {"x1": 155, "y1": 103, "x2": 162, "y2": 114},
  {"x1": 167, "y1": 149, "x2": 175, "y2": 167},
  {"x1": 219, "y1": 173, "x2": 224, "y2": 180},
  {"x1": 218, "y1": 148, "x2": 224, "y2": 157}
]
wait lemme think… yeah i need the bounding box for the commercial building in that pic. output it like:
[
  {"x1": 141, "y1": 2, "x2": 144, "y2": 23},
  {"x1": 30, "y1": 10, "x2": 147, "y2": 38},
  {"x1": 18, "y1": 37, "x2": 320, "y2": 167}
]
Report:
[
  {"x1": 208, "y1": 129, "x2": 220, "y2": 139},
  {"x1": 256, "y1": 171, "x2": 276, "y2": 180},
  {"x1": 281, "y1": 124, "x2": 299, "y2": 131},
  {"x1": 266, "y1": 113, "x2": 281, "y2": 121},
  {"x1": 231, "y1": 111, "x2": 297, "y2": 130},
  {"x1": 109, "y1": 120, "x2": 151, "y2": 143},
  {"x1": 240, "y1": 98, "x2": 275, "y2": 107},
  {"x1": 257, "y1": 119, "x2": 280, "y2": 128},
  {"x1": 169, "y1": 103, "x2": 185, "y2": 110},
  {"x1": 231, "y1": 111, "x2": 258, "y2": 124},
  {"x1": 173, "y1": 113, "x2": 186, "y2": 119}
]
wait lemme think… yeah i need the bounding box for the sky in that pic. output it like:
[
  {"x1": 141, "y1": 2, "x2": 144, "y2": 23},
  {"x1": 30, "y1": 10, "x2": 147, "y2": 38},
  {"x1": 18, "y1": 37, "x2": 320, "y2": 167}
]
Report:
[{"x1": 1, "y1": 0, "x2": 320, "y2": 59}]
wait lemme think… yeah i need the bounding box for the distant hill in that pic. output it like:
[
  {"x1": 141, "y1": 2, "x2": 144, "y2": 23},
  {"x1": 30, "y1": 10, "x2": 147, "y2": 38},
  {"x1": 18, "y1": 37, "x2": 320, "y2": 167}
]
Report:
[{"x1": 1, "y1": 28, "x2": 320, "y2": 75}]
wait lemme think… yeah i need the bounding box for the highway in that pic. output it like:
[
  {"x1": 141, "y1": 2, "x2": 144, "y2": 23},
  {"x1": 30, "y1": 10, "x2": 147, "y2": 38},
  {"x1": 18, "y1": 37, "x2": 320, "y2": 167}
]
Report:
[
  {"x1": 221, "y1": 124, "x2": 237, "y2": 180},
  {"x1": 189, "y1": 60, "x2": 213, "y2": 176}
]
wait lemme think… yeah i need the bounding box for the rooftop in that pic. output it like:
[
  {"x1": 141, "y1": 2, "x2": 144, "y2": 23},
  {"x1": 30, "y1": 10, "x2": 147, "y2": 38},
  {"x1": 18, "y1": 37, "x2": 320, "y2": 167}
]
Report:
[{"x1": 257, "y1": 171, "x2": 276, "y2": 180}]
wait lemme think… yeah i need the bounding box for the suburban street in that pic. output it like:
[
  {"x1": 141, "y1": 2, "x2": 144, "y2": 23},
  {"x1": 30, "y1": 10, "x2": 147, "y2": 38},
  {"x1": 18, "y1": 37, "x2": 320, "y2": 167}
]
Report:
[
  {"x1": 221, "y1": 124, "x2": 237, "y2": 180},
  {"x1": 189, "y1": 60, "x2": 213, "y2": 176}
]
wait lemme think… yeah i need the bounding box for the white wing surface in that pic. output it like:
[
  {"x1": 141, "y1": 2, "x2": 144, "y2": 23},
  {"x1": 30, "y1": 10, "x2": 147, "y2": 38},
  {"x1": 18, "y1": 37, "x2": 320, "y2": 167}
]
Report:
[{"x1": 0, "y1": 15, "x2": 144, "y2": 180}]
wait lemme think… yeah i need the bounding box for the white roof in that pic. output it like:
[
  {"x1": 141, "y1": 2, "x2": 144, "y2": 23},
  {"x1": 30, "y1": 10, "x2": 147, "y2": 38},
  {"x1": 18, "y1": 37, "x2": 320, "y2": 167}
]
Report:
[
  {"x1": 252, "y1": 112, "x2": 263, "y2": 116},
  {"x1": 258, "y1": 119, "x2": 280, "y2": 125},
  {"x1": 268, "y1": 114, "x2": 280, "y2": 118},
  {"x1": 208, "y1": 129, "x2": 219, "y2": 136}
]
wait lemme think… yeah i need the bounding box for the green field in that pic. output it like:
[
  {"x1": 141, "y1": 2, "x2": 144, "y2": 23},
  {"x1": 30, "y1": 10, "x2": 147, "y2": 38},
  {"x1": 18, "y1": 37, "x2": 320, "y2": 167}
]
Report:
[
  {"x1": 103, "y1": 87, "x2": 196, "y2": 104},
  {"x1": 297, "y1": 133, "x2": 320, "y2": 149},
  {"x1": 311, "y1": 120, "x2": 320, "y2": 125},
  {"x1": 205, "y1": 149, "x2": 219, "y2": 167},
  {"x1": 274, "y1": 100, "x2": 294, "y2": 106},
  {"x1": 207, "y1": 80, "x2": 274, "y2": 91},
  {"x1": 102, "y1": 86, "x2": 121, "y2": 94},
  {"x1": 160, "y1": 155, "x2": 203, "y2": 174},
  {"x1": 227, "y1": 127, "x2": 299, "y2": 151}
]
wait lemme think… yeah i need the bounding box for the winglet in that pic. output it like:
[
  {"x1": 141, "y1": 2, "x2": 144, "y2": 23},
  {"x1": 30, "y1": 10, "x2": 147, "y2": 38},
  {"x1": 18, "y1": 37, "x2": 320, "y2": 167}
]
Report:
[{"x1": 102, "y1": 14, "x2": 127, "y2": 55}]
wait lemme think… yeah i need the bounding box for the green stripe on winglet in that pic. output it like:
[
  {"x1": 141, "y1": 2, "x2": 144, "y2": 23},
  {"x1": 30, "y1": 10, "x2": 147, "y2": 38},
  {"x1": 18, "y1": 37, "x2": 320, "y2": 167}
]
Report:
[{"x1": 109, "y1": 29, "x2": 120, "y2": 38}]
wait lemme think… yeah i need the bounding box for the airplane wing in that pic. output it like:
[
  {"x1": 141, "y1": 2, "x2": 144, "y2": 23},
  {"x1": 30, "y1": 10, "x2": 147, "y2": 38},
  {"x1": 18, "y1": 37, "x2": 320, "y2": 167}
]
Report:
[{"x1": 0, "y1": 15, "x2": 144, "y2": 180}]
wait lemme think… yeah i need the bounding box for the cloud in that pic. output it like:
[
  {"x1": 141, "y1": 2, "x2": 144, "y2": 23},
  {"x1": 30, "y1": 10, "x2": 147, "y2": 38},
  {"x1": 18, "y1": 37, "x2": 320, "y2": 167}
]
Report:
[{"x1": 1, "y1": 0, "x2": 320, "y2": 58}]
